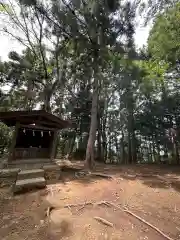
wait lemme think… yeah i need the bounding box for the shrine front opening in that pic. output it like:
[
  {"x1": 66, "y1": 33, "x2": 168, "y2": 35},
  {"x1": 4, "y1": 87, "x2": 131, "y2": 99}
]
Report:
[{"x1": 14, "y1": 126, "x2": 55, "y2": 159}]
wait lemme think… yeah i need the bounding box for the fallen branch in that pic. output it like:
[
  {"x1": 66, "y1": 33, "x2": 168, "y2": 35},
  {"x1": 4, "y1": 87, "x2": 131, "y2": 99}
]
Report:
[
  {"x1": 96, "y1": 201, "x2": 111, "y2": 207},
  {"x1": 94, "y1": 216, "x2": 113, "y2": 227},
  {"x1": 124, "y1": 209, "x2": 174, "y2": 240},
  {"x1": 107, "y1": 202, "x2": 174, "y2": 240}
]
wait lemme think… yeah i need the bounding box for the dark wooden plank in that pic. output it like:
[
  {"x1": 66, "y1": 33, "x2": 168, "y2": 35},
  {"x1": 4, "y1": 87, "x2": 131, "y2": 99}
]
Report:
[
  {"x1": 0, "y1": 110, "x2": 71, "y2": 128},
  {"x1": 20, "y1": 124, "x2": 57, "y2": 131}
]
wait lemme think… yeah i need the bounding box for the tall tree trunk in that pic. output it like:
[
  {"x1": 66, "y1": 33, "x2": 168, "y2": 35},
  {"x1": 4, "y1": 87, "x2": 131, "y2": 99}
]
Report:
[
  {"x1": 152, "y1": 136, "x2": 156, "y2": 163},
  {"x1": 174, "y1": 117, "x2": 179, "y2": 164},
  {"x1": 120, "y1": 131, "x2": 125, "y2": 163},
  {"x1": 67, "y1": 134, "x2": 76, "y2": 159},
  {"x1": 108, "y1": 134, "x2": 112, "y2": 163},
  {"x1": 126, "y1": 87, "x2": 136, "y2": 164},
  {"x1": 127, "y1": 112, "x2": 135, "y2": 164},
  {"x1": 85, "y1": 77, "x2": 98, "y2": 169},
  {"x1": 43, "y1": 90, "x2": 51, "y2": 112},
  {"x1": 174, "y1": 141, "x2": 179, "y2": 164}
]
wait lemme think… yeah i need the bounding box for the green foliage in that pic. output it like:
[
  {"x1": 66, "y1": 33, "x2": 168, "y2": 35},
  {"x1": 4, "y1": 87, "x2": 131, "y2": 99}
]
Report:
[
  {"x1": 0, "y1": 123, "x2": 12, "y2": 156},
  {"x1": 0, "y1": 3, "x2": 11, "y2": 13},
  {"x1": 148, "y1": 3, "x2": 180, "y2": 65},
  {"x1": 0, "y1": 0, "x2": 180, "y2": 165}
]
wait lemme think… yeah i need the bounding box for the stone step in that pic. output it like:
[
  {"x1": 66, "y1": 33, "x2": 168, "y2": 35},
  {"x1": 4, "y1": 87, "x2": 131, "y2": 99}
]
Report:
[
  {"x1": 9, "y1": 159, "x2": 52, "y2": 165},
  {"x1": 13, "y1": 177, "x2": 46, "y2": 193},
  {"x1": 8, "y1": 159, "x2": 52, "y2": 169},
  {"x1": 17, "y1": 169, "x2": 44, "y2": 180}
]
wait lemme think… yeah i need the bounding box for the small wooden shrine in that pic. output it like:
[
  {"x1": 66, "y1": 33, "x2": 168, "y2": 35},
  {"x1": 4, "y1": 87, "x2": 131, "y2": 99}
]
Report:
[{"x1": 0, "y1": 110, "x2": 71, "y2": 162}]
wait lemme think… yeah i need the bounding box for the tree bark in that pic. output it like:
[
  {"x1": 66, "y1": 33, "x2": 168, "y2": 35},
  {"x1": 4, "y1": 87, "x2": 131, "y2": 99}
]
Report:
[
  {"x1": 102, "y1": 115, "x2": 107, "y2": 162},
  {"x1": 127, "y1": 130, "x2": 132, "y2": 164},
  {"x1": 174, "y1": 141, "x2": 179, "y2": 164},
  {"x1": 67, "y1": 133, "x2": 76, "y2": 159},
  {"x1": 108, "y1": 134, "x2": 112, "y2": 163},
  {"x1": 97, "y1": 118, "x2": 102, "y2": 162},
  {"x1": 120, "y1": 131, "x2": 125, "y2": 163},
  {"x1": 85, "y1": 77, "x2": 98, "y2": 169}
]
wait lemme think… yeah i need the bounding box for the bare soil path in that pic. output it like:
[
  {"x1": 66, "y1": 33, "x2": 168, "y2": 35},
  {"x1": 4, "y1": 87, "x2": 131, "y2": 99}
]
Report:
[{"x1": 0, "y1": 164, "x2": 180, "y2": 240}]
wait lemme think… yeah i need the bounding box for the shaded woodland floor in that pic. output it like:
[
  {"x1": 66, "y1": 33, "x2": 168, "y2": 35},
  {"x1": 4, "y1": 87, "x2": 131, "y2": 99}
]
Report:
[{"x1": 0, "y1": 164, "x2": 180, "y2": 239}]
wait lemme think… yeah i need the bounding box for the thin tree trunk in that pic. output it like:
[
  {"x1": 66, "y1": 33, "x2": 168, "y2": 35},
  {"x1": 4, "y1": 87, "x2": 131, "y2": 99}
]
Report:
[
  {"x1": 127, "y1": 130, "x2": 132, "y2": 164},
  {"x1": 102, "y1": 116, "x2": 107, "y2": 162},
  {"x1": 115, "y1": 136, "x2": 119, "y2": 163},
  {"x1": 120, "y1": 131, "x2": 125, "y2": 164},
  {"x1": 97, "y1": 122, "x2": 102, "y2": 162},
  {"x1": 156, "y1": 142, "x2": 161, "y2": 163},
  {"x1": 131, "y1": 125, "x2": 137, "y2": 163},
  {"x1": 174, "y1": 141, "x2": 179, "y2": 164}
]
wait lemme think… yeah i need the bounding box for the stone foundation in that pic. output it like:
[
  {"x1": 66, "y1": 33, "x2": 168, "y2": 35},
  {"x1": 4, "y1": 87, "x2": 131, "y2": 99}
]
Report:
[
  {"x1": 43, "y1": 165, "x2": 61, "y2": 181},
  {"x1": 0, "y1": 168, "x2": 20, "y2": 187},
  {"x1": 0, "y1": 163, "x2": 62, "y2": 188}
]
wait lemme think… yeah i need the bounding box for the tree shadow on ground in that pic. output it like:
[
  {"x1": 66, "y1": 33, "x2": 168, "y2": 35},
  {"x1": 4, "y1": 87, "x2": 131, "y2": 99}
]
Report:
[
  {"x1": 46, "y1": 163, "x2": 180, "y2": 193},
  {"x1": 58, "y1": 164, "x2": 114, "y2": 185},
  {"x1": 85, "y1": 163, "x2": 180, "y2": 193},
  {"x1": 142, "y1": 177, "x2": 180, "y2": 192},
  {"x1": 142, "y1": 179, "x2": 170, "y2": 189},
  {"x1": 60, "y1": 171, "x2": 112, "y2": 185},
  {"x1": 13, "y1": 185, "x2": 48, "y2": 196},
  {"x1": 115, "y1": 166, "x2": 180, "y2": 193}
]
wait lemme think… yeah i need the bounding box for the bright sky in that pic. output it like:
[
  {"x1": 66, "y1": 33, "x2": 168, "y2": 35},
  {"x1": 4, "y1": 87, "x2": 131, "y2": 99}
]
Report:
[
  {"x1": 0, "y1": 26, "x2": 151, "y2": 61},
  {"x1": 0, "y1": 0, "x2": 151, "y2": 61}
]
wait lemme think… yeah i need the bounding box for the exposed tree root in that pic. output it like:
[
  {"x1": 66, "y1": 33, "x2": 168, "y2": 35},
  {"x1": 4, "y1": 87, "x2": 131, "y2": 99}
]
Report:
[
  {"x1": 45, "y1": 200, "x2": 174, "y2": 240},
  {"x1": 45, "y1": 206, "x2": 55, "y2": 219},
  {"x1": 64, "y1": 201, "x2": 93, "y2": 208},
  {"x1": 47, "y1": 200, "x2": 110, "y2": 215},
  {"x1": 90, "y1": 173, "x2": 113, "y2": 179},
  {"x1": 77, "y1": 204, "x2": 86, "y2": 212},
  {"x1": 74, "y1": 171, "x2": 114, "y2": 179},
  {"x1": 77, "y1": 200, "x2": 110, "y2": 212},
  {"x1": 94, "y1": 216, "x2": 113, "y2": 227}
]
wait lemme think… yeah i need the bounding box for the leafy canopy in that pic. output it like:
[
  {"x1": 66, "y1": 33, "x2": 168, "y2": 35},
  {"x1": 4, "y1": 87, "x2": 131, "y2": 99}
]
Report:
[{"x1": 148, "y1": 3, "x2": 180, "y2": 65}]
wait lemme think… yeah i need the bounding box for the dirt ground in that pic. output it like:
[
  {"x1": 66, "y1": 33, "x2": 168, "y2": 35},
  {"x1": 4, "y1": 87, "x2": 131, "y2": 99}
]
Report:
[{"x1": 0, "y1": 164, "x2": 180, "y2": 240}]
